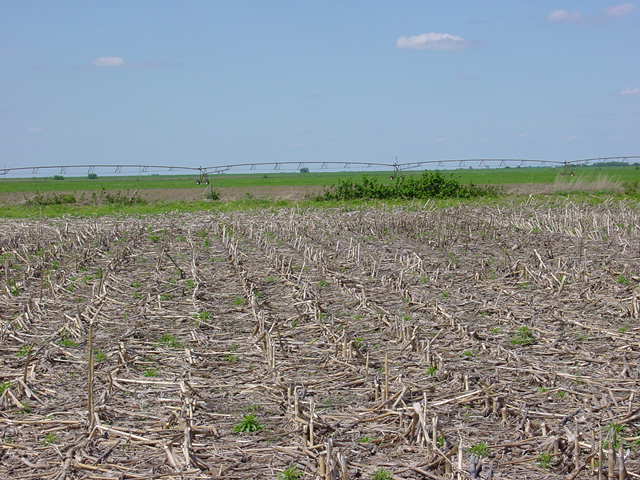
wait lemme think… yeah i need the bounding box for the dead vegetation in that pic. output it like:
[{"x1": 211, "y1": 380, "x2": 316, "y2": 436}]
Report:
[{"x1": 1, "y1": 200, "x2": 640, "y2": 479}]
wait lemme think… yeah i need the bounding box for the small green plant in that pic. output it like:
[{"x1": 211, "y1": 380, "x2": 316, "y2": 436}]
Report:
[
  {"x1": 95, "y1": 351, "x2": 107, "y2": 363},
  {"x1": 265, "y1": 276, "x2": 278, "y2": 283},
  {"x1": 359, "y1": 436, "x2": 373, "y2": 443},
  {"x1": 441, "y1": 290, "x2": 450, "y2": 299},
  {"x1": 277, "y1": 465, "x2": 303, "y2": 480},
  {"x1": 149, "y1": 234, "x2": 161, "y2": 243},
  {"x1": 224, "y1": 353, "x2": 239, "y2": 363},
  {"x1": 59, "y1": 337, "x2": 79, "y2": 348},
  {"x1": 6, "y1": 279, "x2": 23, "y2": 296},
  {"x1": 603, "y1": 423, "x2": 627, "y2": 449},
  {"x1": 372, "y1": 469, "x2": 392, "y2": 480},
  {"x1": 233, "y1": 296, "x2": 247, "y2": 306},
  {"x1": 19, "y1": 401, "x2": 32, "y2": 413},
  {"x1": 489, "y1": 327, "x2": 502, "y2": 334},
  {"x1": 195, "y1": 311, "x2": 211, "y2": 325},
  {"x1": 537, "y1": 386, "x2": 550, "y2": 393},
  {"x1": 436, "y1": 435, "x2": 446, "y2": 448},
  {"x1": 17, "y1": 345, "x2": 32, "y2": 358},
  {"x1": 43, "y1": 432, "x2": 59, "y2": 445},
  {"x1": 555, "y1": 390, "x2": 567, "y2": 399},
  {"x1": 510, "y1": 326, "x2": 536, "y2": 346},
  {"x1": 617, "y1": 274, "x2": 631, "y2": 285},
  {"x1": 233, "y1": 414, "x2": 263, "y2": 433},
  {"x1": 185, "y1": 279, "x2": 196, "y2": 289},
  {"x1": 144, "y1": 368, "x2": 159, "y2": 377},
  {"x1": 537, "y1": 452, "x2": 554, "y2": 469},
  {"x1": 158, "y1": 333, "x2": 183, "y2": 349},
  {"x1": 159, "y1": 293, "x2": 173, "y2": 301},
  {"x1": 426, "y1": 365, "x2": 438, "y2": 376},
  {"x1": 462, "y1": 350, "x2": 475, "y2": 358},
  {"x1": 619, "y1": 325, "x2": 630, "y2": 333},
  {"x1": 318, "y1": 280, "x2": 329, "y2": 288},
  {"x1": 608, "y1": 423, "x2": 626, "y2": 435},
  {"x1": 468, "y1": 442, "x2": 490, "y2": 458},
  {"x1": 0, "y1": 381, "x2": 12, "y2": 395}
]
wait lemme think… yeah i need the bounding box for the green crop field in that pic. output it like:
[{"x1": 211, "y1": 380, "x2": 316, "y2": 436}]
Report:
[{"x1": 1, "y1": 165, "x2": 639, "y2": 193}]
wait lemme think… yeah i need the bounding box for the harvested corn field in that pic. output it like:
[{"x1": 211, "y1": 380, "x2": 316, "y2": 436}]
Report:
[{"x1": 1, "y1": 201, "x2": 640, "y2": 479}]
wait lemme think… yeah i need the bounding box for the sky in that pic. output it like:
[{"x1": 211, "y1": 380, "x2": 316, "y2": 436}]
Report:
[{"x1": 1, "y1": 1, "x2": 639, "y2": 172}]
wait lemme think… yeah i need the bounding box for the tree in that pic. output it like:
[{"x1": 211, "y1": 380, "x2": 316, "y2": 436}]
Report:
[{"x1": 299, "y1": 167, "x2": 310, "y2": 174}]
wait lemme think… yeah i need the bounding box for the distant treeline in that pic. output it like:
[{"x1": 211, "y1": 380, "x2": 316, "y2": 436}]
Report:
[{"x1": 575, "y1": 161, "x2": 639, "y2": 167}]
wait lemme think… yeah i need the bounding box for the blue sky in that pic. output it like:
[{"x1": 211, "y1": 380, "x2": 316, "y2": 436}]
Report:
[{"x1": 1, "y1": 1, "x2": 638, "y2": 171}]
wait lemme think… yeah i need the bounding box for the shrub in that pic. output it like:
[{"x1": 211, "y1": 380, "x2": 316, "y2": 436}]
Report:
[
  {"x1": 87, "y1": 173, "x2": 98, "y2": 179},
  {"x1": 27, "y1": 193, "x2": 77, "y2": 206},
  {"x1": 318, "y1": 171, "x2": 499, "y2": 201},
  {"x1": 100, "y1": 189, "x2": 146, "y2": 205},
  {"x1": 53, "y1": 175, "x2": 64, "y2": 180},
  {"x1": 300, "y1": 167, "x2": 310, "y2": 173}
]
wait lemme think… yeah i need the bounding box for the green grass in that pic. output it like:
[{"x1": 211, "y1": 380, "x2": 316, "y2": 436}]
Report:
[
  {"x1": 3, "y1": 165, "x2": 640, "y2": 194},
  {"x1": 0, "y1": 189, "x2": 638, "y2": 219}
]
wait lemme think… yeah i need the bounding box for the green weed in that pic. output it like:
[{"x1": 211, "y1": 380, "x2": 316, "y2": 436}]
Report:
[
  {"x1": 277, "y1": 466, "x2": 303, "y2": 480},
  {"x1": 468, "y1": 442, "x2": 490, "y2": 458},
  {"x1": 537, "y1": 452, "x2": 554, "y2": 469},
  {"x1": 234, "y1": 414, "x2": 263, "y2": 433},
  {"x1": 59, "y1": 337, "x2": 79, "y2": 348},
  {"x1": 372, "y1": 469, "x2": 392, "y2": 480},
  {"x1": 158, "y1": 333, "x2": 183, "y2": 349},
  {"x1": 43, "y1": 433, "x2": 59, "y2": 445},
  {"x1": 510, "y1": 326, "x2": 536, "y2": 346},
  {"x1": 0, "y1": 381, "x2": 12, "y2": 395},
  {"x1": 617, "y1": 274, "x2": 631, "y2": 285},
  {"x1": 17, "y1": 345, "x2": 32, "y2": 358}
]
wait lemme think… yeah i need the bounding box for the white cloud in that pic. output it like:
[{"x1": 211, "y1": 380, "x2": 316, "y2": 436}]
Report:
[
  {"x1": 547, "y1": 9, "x2": 582, "y2": 23},
  {"x1": 606, "y1": 3, "x2": 635, "y2": 16},
  {"x1": 27, "y1": 127, "x2": 43, "y2": 134},
  {"x1": 396, "y1": 32, "x2": 467, "y2": 51},
  {"x1": 620, "y1": 87, "x2": 640, "y2": 95},
  {"x1": 92, "y1": 56, "x2": 125, "y2": 67}
]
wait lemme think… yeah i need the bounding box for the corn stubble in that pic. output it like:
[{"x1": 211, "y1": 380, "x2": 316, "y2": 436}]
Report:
[{"x1": 0, "y1": 199, "x2": 639, "y2": 479}]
